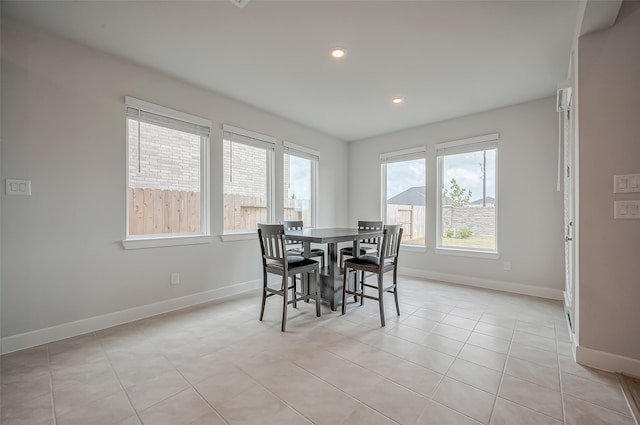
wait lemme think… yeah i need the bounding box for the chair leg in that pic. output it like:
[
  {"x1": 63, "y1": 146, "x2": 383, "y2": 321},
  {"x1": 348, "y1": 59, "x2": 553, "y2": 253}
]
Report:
[
  {"x1": 378, "y1": 273, "x2": 386, "y2": 327},
  {"x1": 315, "y1": 269, "x2": 321, "y2": 317},
  {"x1": 393, "y1": 270, "x2": 400, "y2": 316},
  {"x1": 352, "y1": 269, "x2": 359, "y2": 303},
  {"x1": 282, "y1": 276, "x2": 288, "y2": 332},
  {"x1": 341, "y1": 265, "x2": 348, "y2": 315},
  {"x1": 302, "y1": 272, "x2": 310, "y2": 303},
  {"x1": 292, "y1": 275, "x2": 297, "y2": 309},
  {"x1": 360, "y1": 271, "x2": 365, "y2": 305},
  {"x1": 259, "y1": 271, "x2": 267, "y2": 321}
]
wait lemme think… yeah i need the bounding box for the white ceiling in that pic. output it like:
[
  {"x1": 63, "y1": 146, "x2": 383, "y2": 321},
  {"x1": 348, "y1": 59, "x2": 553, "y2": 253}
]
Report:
[{"x1": 4, "y1": 0, "x2": 585, "y2": 141}]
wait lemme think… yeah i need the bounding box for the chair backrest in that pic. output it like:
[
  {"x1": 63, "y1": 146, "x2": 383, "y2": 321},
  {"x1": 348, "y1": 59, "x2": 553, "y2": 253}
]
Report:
[
  {"x1": 257, "y1": 224, "x2": 287, "y2": 263},
  {"x1": 282, "y1": 220, "x2": 304, "y2": 246},
  {"x1": 378, "y1": 224, "x2": 403, "y2": 261},
  {"x1": 358, "y1": 220, "x2": 383, "y2": 246}
]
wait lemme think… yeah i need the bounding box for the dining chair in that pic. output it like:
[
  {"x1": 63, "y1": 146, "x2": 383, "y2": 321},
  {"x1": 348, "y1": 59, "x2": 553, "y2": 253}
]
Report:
[
  {"x1": 339, "y1": 220, "x2": 382, "y2": 270},
  {"x1": 282, "y1": 220, "x2": 325, "y2": 268},
  {"x1": 341, "y1": 224, "x2": 403, "y2": 327},
  {"x1": 258, "y1": 224, "x2": 321, "y2": 331}
]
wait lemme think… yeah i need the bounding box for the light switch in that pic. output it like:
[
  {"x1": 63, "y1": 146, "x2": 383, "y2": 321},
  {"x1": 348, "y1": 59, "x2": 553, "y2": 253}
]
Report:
[
  {"x1": 614, "y1": 174, "x2": 640, "y2": 193},
  {"x1": 6, "y1": 179, "x2": 31, "y2": 196},
  {"x1": 614, "y1": 200, "x2": 640, "y2": 219}
]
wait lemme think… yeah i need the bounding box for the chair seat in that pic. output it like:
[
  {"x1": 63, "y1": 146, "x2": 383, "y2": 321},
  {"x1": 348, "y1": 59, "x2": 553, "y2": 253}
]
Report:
[
  {"x1": 288, "y1": 247, "x2": 325, "y2": 256},
  {"x1": 266, "y1": 256, "x2": 318, "y2": 272},
  {"x1": 345, "y1": 255, "x2": 395, "y2": 268},
  {"x1": 340, "y1": 246, "x2": 377, "y2": 256}
]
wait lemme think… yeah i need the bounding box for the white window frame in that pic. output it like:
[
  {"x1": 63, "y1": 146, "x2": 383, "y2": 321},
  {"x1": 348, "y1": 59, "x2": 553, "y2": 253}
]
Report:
[
  {"x1": 122, "y1": 97, "x2": 211, "y2": 250},
  {"x1": 435, "y1": 133, "x2": 499, "y2": 258},
  {"x1": 381, "y1": 146, "x2": 427, "y2": 249},
  {"x1": 221, "y1": 124, "x2": 276, "y2": 241},
  {"x1": 283, "y1": 141, "x2": 319, "y2": 227}
]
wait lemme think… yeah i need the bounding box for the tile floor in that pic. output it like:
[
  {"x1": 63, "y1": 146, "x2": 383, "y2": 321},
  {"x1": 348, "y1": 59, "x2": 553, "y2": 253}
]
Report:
[{"x1": 1, "y1": 277, "x2": 636, "y2": 425}]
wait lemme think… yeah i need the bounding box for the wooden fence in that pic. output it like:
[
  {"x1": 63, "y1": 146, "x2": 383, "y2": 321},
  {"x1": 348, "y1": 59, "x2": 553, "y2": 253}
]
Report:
[
  {"x1": 223, "y1": 194, "x2": 308, "y2": 231},
  {"x1": 386, "y1": 204, "x2": 426, "y2": 242},
  {"x1": 128, "y1": 188, "x2": 200, "y2": 235},
  {"x1": 129, "y1": 190, "x2": 312, "y2": 234},
  {"x1": 223, "y1": 194, "x2": 267, "y2": 232}
]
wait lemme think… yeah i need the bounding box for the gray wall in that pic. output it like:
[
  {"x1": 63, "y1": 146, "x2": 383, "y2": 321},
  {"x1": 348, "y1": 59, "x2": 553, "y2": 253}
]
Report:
[
  {"x1": 577, "y1": 1, "x2": 640, "y2": 362},
  {"x1": 348, "y1": 97, "x2": 565, "y2": 295},
  {"x1": 0, "y1": 19, "x2": 348, "y2": 341}
]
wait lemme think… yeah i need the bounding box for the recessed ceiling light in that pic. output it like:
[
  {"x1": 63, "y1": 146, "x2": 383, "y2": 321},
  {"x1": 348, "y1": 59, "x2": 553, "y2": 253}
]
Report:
[
  {"x1": 330, "y1": 48, "x2": 346, "y2": 59},
  {"x1": 229, "y1": 0, "x2": 251, "y2": 8},
  {"x1": 392, "y1": 98, "x2": 404, "y2": 104}
]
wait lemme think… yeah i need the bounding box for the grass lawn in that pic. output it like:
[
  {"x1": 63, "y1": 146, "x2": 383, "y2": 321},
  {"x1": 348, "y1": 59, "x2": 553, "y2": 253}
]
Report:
[
  {"x1": 442, "y1": 235, "x2": 495, "y2": 250},
  {"x1": 402, "y1": 235, "x2": 496, "y2": 250}
]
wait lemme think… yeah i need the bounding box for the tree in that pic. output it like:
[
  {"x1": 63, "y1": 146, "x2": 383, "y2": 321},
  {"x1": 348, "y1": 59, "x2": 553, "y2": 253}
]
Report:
[{"x1": 443, "y1": 178, "x2": 472, "y2": 207}]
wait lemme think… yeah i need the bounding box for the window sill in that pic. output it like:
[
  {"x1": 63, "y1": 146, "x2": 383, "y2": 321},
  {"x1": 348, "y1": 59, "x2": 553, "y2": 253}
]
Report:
[
  {"x1": 122, "y1": 235, "x2": 212, "y2": 250},
  {"x1": 220, "y1": 232, "x2": 257, "y2": 242},
  {"x1": 435, "y1": 247, "x2": 500, "y2": 260}
]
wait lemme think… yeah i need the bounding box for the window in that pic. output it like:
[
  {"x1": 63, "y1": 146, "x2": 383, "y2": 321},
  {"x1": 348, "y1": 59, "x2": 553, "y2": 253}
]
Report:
[
  {"x1": 283, "y1": 142, "x2": 319, "y2": 226},
  {"x1": 125, "y1": 97, "x2": 210, "y2": 241},
  {"x1": 223, "y1": 125, "x2": 275, "y2": 234},
  {"x1": 381, "y1": 147, "x2": 426, "y2": 247},
  {"x1": 436, "y1": 133, "x2": 498, "y2": 253}
]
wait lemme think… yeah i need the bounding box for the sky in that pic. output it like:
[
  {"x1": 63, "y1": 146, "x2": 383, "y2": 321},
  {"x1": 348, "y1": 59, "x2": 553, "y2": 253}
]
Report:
[
  {"x1": 386, "y1": 159, "x2": 425, "y2": 199},
  {"x1": 287, "y1": 149, "x2": 496, "y2": 203},
  {"x1": 443, "y1": 149, "x2": 496, "y2": 202},
  {"x1": 287, "y1": 155, "x2": 311, "y2": 200},
  {"x1": 385, "y1": 149, "x2": 496, "y2": 203}
]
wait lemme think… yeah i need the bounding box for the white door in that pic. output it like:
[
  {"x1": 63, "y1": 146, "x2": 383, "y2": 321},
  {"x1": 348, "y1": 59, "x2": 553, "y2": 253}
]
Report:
[{"x1": 562, "y1": 105, "x2": 576, "y2": 333}]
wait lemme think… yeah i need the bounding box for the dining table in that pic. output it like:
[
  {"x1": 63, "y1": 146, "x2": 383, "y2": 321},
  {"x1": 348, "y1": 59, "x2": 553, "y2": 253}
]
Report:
[{"x1": 285, "y1": 227, "x2": 383, "y2": 311}]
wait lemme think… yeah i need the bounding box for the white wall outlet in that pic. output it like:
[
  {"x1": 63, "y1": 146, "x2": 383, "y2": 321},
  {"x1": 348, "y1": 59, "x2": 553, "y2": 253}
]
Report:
[
  {"x1": 6, "y1": 179, "x2": 31, "y2": 196},
  {"x1": 503, "y1": 261, "x2": 511, "y2": 271},
  {"x1": 614, "y1": 200, "x2": 640, "y2": 219},
  {"x1": 170, "y1": 272, "x2": 181, "y2": 285},
  {"x1": 614, "y1": 174, "x2": 640, "y2": 193}
]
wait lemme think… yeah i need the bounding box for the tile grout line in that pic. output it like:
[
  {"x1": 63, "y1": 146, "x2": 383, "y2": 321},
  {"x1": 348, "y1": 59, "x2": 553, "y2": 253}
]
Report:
[
  {"x1": 618, "y1": 375, "x2": 640, "y2": 425},
  {"x1": 556, "y1": 320, "x2": 569, "y2": 425},
  {"x1": 241, "y1": 348, "x2": 400, "y2": 425},
  {"x1": 5, "y1": 279, "x2": 632, "y2": 425},
  {"x1": 98, "y1": 332, "x2": 145, "y2": 425},
  {"x1": 481, "y1": 310, "x2": 510, "y2": 425},
  {"x1": 45, "y1": 343, "x2": 58, "y2": 425}
]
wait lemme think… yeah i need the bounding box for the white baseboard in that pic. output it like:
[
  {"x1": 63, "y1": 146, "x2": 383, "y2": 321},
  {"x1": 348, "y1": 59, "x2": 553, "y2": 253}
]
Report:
[
  {"x1": 576, "y1": 345, "x2": 640, "y2": 378},
  {"x1": 0, "y1": 271, "x2": 564, "y2": 355},
  {"x1": 399, "y1": 267, "x2": 564, "y2": 300},
  {"x1": 0, "y1": 279, "x2": 261, "y2": 355}
]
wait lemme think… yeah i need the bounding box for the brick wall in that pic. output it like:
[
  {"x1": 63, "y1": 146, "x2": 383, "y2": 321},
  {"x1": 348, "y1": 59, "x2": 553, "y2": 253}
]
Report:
[
  {"x1": 223, "y1": 141, "x2": 269, "y2": 197},
  {"x1": 442, "y1": 206, "x2": 495, "y2": 236},
  {"x1": 128, "y1": 121, "x2": 201, "y2": 191}
]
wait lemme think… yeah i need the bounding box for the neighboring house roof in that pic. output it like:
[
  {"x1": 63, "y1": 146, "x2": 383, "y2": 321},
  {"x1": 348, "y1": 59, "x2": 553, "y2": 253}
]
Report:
[
  {"x1": 387, "y1": 186, "x2": 425, "y2": 206},
  {"x1": 388, "y1": 187, "x2": 494, "y2": 206},
  {"x1": 470, "y1": 196, "x2": 496, "y2": 205}
]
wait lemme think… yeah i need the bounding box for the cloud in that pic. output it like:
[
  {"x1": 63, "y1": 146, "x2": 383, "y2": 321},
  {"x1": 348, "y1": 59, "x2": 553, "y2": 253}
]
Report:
[{"x1": 386, "y1": 159, "x2": 426, "y2": 198}]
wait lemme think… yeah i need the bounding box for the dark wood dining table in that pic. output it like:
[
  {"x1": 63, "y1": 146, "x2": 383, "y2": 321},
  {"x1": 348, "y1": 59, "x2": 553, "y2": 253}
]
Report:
[{"x1": 285, "y1": 227, "x2": 383, "y2": 310}]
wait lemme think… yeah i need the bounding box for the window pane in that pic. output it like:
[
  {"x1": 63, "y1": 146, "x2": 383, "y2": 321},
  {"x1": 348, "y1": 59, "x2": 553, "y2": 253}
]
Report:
[
  {"x1": 223, "y1": 140, "x2": 268, "y2": 232},
  {"x1": 385, "y1": 158, "x2": 425, "y2": 246},
  {"x1": 128, "y1": 119, "x2": 201, "y2": 235},
  {"x1": 284, "y1": 153, "x2": 313, "y2": 225},
  {"x1": 440, "y1": 148, "x2": 496, "y2": 250}
]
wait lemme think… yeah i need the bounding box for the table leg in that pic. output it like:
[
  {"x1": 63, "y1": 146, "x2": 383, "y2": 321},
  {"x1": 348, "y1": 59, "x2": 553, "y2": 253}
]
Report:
[
  {"x1": 351, "y1": 239, "x2": 361, "y2": 301},
  {"x1": 327, "y1": 243, "x2": 340, "y2": 311},
  {"x1": 308, "y1": 239, "x2": 363, "y2": 312}
]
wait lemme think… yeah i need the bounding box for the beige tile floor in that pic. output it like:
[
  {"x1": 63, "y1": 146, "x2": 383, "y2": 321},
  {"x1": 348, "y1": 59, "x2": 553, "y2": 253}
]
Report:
[{"x1": 1, "y1": 277, "x2": 636, "y2": 425}]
